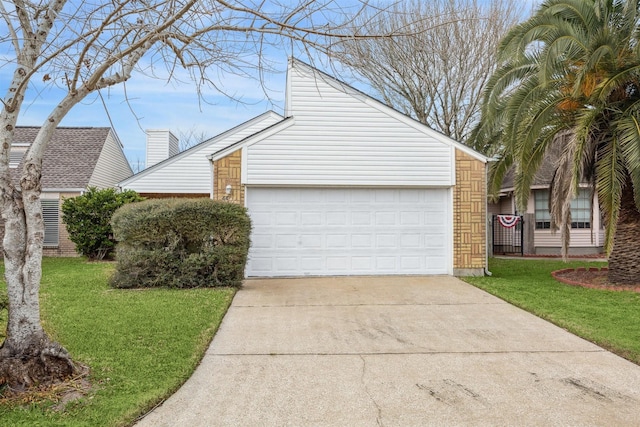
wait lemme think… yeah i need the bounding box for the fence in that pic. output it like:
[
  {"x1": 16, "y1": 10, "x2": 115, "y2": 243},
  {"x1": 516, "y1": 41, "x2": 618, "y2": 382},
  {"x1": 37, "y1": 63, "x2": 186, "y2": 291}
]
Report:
[{"x1": 492, "y1": 215, "x2": 524, "y2": 256}]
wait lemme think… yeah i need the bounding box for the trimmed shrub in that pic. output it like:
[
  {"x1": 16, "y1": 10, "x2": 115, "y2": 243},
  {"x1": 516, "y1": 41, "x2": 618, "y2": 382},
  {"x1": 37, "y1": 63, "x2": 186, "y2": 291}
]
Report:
[
  {"x1": 61, "y1": 187, "x2": 143, "y2": 260},
  {"x1": 110, "y1": 198, "x2": 251, "y2": 288}
]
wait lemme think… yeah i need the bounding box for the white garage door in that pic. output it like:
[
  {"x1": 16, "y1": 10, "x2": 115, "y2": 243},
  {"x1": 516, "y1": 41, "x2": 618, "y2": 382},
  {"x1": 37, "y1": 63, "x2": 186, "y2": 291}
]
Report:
[{"x1": 246, "y1": 187, "x2": 451, "y2": 277}]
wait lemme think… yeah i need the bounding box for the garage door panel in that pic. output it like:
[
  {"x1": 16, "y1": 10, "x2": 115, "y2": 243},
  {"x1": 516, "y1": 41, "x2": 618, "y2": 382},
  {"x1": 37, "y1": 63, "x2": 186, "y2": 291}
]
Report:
[
  {"x1": 400, "y1": 211, "x2": 421, "y2": 225},
  {"x1": 399, "y1": 191, "x2": 421, "y2": 203},
  {"x1": 352, "y1": 234, "x2": 372, "y2": 247},
  {"x1": 400, "y1": 234, "x2": 421, "y2": 248},
  {"x1": 401, "y1": 257, "x2": 423, "y2": 270},
  {"x1": 327, "y1": 212, "x2": 348, "y2": 225},
  {"x1": 246, "y1": 188, "x2": 451, "y2": 276},
  {"x1": 251, "y1": 234, "x2": 273, "y2": 248},
  {"x1": 351, "y1": 212, "x2": 372, "y2": 225},
  {"x1": 274, "y1": 191, "x2": 299, "y2": 203},
  {"x1": 251, "y1": 212, "x2": 272, "y2": 226}
]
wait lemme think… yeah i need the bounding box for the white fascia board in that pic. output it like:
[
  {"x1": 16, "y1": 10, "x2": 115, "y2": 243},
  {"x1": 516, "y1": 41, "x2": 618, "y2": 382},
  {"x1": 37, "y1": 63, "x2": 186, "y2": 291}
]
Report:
[
  {"x1": 450, "y1": 145, "x2": 457, "y2": 186},
  {"x1": 291, "y1": 59, "x2": 488, "y2": 164},
  {"x1": 501, "y1": 182, "x2": 593, "y2": 194},
  {"x1": 209, "y1": 161, "x2": 215, "y2": 199},
  {"x1": 119, "y1": 111, "x2": 283, "y2": 187},
  {"x1": 285, "y1": 57, "x2": 294, "y2": 117},
  {"x1": 43, "y1": 188, "x2": 85, "y2": 193},
  {"x1": 447, "y1": 187, "x2": 454, "y2": 275},
  {"x1": 209, "y1": 117, "x2": 295, "y2": 162}
]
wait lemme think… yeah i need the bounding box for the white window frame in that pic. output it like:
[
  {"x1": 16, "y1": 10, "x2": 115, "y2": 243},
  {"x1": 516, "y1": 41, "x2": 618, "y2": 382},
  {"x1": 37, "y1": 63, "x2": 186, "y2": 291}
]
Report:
[
  {"x1": 570, "y1": 190, "x2": 591, "y2": 229},
  {"x1": 534, "y1": 190, "x2": 551, "y2": 229},
  {"x1": 534, "y1": 189, "x2": 591, "y2": 230}
]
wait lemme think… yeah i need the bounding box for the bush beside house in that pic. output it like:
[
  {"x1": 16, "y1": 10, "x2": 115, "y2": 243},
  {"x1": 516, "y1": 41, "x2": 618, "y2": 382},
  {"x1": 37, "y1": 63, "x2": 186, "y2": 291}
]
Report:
[
  {"x1": 110, "y1": 198, "x2": 251, "y2": 288},
  {"x1": 62, "y1": 188, "x2": 143, "y2": 260}
]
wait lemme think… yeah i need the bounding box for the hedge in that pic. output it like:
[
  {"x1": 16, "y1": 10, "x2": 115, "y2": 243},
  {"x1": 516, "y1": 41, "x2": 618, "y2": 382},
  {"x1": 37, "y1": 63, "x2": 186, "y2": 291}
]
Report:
[
  {"x1": 110, "y1": 198, "x2": 251, "y2": 288},
  {"x1": 61, "y1": 187, "x2": 143, "y2": 260}
]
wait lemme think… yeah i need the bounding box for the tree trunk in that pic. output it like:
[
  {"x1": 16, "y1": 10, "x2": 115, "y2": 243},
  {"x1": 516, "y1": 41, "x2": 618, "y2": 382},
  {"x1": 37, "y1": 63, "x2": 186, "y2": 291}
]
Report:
[
  {"x1": 608, "y1": 185, "x2": 640, "y2": 285},
  {"x1": 0, "y1": 57, "x2": 91, "y2": 391},
  {"x1": 0, "y1": 118, "x2": 78, "y2": 390},
  {"x1": 0, "y1": 191, "x2": 76, "y2": 390}
]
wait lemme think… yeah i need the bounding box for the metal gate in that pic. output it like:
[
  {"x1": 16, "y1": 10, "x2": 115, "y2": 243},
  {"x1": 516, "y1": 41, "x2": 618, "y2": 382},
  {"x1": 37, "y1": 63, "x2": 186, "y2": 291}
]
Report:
[{"x1": 493, "y1": 215, "x2": 524, "y2": 256}]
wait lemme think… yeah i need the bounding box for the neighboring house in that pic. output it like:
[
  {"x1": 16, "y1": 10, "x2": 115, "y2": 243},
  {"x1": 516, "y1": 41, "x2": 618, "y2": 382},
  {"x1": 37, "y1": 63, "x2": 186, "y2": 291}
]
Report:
[
  {"x1": 121, "y1": 59, "x2": 488, "y2": 277},
  {"x1": 5, "y1": 126, "x2": 133, "y2": 256},
  {"x1": 489, "y1": 144, "x2": 604, "y2": 255}
]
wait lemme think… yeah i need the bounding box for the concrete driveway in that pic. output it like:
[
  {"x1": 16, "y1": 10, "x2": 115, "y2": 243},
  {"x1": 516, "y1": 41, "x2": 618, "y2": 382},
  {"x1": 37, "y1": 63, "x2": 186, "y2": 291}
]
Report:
[{"x1": 136, "y1": 276, "x2": 640, "y2": 426}]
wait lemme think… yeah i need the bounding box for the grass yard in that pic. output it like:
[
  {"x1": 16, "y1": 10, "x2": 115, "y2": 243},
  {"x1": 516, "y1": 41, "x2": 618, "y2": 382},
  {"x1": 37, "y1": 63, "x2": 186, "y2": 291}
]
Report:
[
  {"x1": 0, "y1": 257, "x2": 236, "y2": 427},
  {"x1": 464, "y1": 257, "x2": 640, "y2": 365}
]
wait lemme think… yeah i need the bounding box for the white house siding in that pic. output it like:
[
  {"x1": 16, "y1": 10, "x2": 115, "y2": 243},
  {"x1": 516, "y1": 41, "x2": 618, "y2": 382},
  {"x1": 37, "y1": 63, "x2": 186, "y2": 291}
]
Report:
[
  {"x1": 488, "y1": 198, "x2": 512, "y2": 216},
  {"x1": 534, "y1": 229, "x2": 602, "y2": 248},
  {"x1": 245, "y1": 63, "x2": 454, "y2": 187},
  {"x1": 146, "y1": 130, "x2": 179, "y2": 168},
  {"x1": 88, "y1": 130, "x2": 133, "y2": 189},
  {"x1": 488, "y1": 202, "x2": 501, "y2": 217},
  {"x1": 120, "y1": 112, "x2": 282, "y2": 194}
]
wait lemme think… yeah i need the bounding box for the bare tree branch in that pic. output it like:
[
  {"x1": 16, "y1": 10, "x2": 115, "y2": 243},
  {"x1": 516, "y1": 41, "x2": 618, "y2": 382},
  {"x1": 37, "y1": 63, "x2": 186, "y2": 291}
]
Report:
[
  {"x1": 332, "y1": 0, "x2": 524, "y2": 142},
  {"x1": 0, "y1": 0, "x2": 422, "y2": 389}
]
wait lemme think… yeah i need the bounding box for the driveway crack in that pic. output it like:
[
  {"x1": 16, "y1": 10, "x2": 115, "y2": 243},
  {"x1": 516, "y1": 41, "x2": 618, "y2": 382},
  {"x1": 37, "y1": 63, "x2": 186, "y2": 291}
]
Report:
[{"x1": 360, "y1": 355, "x2": 384, "y2": 426}]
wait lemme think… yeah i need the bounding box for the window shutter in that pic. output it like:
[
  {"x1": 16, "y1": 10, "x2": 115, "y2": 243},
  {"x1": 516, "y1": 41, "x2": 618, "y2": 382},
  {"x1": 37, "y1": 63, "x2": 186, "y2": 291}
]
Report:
[
  {"x1": 42, "y1": 199, "x2": 59, "y2": 246},
  {"x1": 9, "y1": 149, "x2": 25, "y2": 168}
]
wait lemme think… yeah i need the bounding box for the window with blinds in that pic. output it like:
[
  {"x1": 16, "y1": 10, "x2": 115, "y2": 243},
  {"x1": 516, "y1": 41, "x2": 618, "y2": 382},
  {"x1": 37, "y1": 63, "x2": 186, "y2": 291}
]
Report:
[
  {"x1": 9, "y1": 145, "x2": 28, "y2": 168},
  {"x1": 534, "y1": 189, "x2": 591, "y2": 229},
  {"x1": 42, "y1": 199, "x2": 59, "y2": 246},
  {"x1": 534, "y1": 190, "x2": 551, "y2": 229}
]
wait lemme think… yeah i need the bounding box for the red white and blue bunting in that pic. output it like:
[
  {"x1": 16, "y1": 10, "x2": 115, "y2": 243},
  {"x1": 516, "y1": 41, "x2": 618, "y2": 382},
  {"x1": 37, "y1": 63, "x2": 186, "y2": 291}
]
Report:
[{"x1": 497, "y1": 215, "x2": 520, "y2": 228}]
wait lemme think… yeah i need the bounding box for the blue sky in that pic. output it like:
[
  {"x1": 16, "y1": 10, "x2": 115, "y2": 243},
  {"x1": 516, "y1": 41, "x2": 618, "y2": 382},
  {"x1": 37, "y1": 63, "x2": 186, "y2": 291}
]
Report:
[
  {"x1": 7, "y1": 0, "x2": 541, "y2": 168},
  {"x1": 13, "y1": 55, "x2": 291, "y2": 166}
]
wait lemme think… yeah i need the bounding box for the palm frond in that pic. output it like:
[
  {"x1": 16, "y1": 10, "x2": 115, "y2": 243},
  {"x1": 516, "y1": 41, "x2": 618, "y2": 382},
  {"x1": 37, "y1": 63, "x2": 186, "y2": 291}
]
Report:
[
  {"x1": 615, "y1": 111, "x2": 640, "y2": 209},
  {"x1": 596, "y1": 136, "x2": 627, "y2": 254},
  {"x1": 549, "y1": 131, "x2": 580, "y2": 259},
  {"x1": 487, "y1": 153, "x2": 514, "y2": 202}
]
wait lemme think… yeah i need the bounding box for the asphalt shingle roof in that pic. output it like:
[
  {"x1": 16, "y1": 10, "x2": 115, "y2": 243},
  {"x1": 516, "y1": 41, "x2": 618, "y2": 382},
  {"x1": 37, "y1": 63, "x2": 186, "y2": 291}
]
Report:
[
  {"x1": 500, "y1": 139, "x2": 565, "y2": 190},
  {"x1": 12, "y1": 126, "x2": 111, "y2": 189}
]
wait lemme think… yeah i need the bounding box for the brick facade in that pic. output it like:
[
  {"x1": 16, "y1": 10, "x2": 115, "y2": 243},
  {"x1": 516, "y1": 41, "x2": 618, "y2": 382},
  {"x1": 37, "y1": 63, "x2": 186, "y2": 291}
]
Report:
[
  {"x1": 212, "y1": 149, "x2": 244, "y2": 205},
  {"x1": 453, "y1": 149, "x2": 487, "y2": 275}
]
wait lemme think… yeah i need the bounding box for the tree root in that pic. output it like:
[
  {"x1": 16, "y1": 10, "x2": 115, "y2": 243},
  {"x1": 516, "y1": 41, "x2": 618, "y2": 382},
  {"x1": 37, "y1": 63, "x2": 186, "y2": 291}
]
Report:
[{"x1": 0, "y1": 340, "x2": 78, "y2": 392}]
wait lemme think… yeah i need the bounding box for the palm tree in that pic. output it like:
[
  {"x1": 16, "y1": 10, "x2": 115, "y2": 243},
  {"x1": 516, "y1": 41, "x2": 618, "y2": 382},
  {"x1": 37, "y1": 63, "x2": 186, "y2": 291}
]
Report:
[{"x1": 471, "y1": 0, "x2": 640, "y2": 284}]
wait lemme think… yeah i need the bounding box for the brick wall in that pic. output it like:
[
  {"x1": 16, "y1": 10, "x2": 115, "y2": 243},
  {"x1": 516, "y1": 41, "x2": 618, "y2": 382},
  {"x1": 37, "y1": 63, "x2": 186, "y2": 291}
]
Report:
[
  {"x1": 212, "y1": 149, "x2": 244, "y2": 205},
  {"x1": 453, "y1": 150, "x2": 486, "y2": 274}
]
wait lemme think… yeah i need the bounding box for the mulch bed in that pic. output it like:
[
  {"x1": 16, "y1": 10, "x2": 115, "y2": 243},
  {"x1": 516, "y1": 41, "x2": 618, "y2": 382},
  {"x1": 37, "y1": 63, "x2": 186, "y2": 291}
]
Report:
[{"x1": 552, "y1": 267, "x2": 640, "y2": 292}]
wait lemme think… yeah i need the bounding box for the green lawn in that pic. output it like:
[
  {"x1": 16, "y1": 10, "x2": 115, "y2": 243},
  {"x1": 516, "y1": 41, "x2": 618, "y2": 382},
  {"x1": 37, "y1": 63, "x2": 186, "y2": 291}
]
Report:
[
  {"x1": 464, "y1": 257, "x2": 640, "y2": 364},
  {"x1": 4, "y1": 257, "x2": 640, "y2": 425},
  {"x1": 0, "y1": 257, "x2": 236, "y2": 427}
]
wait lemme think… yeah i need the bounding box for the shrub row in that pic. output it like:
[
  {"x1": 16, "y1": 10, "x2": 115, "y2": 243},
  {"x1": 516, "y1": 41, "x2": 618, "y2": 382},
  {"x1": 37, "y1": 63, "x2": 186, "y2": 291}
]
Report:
[{"x1": 110, "y1": 198, "x2": 251, "y2": 288}]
